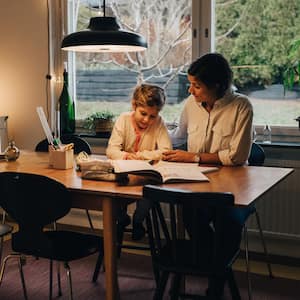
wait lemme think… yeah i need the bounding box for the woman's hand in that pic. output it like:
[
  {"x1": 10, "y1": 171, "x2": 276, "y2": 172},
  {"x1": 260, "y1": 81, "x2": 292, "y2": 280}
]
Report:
[{"x1": 162, "y1": 150, "x2": 196, "y2": 162}]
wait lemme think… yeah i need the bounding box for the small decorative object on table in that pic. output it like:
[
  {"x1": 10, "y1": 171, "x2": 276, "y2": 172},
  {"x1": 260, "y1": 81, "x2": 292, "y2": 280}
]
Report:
[
  {"x1": 4, "y1": 141, "x2": 20, "y2": 161},
  {"x1": 4, "y1": 140, "x2": 20, "y2": 161}
]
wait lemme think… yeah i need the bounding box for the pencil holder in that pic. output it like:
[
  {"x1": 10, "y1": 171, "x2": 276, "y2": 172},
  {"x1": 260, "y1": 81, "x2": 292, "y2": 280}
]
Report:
[{"x1": 49, "y1": 147, "x2": 74, "y2": 169}]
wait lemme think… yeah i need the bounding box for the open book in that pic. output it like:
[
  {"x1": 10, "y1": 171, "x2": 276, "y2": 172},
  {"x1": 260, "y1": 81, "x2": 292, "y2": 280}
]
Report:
[{"x1": 111, "y1": 160, "x2": 218, "y2": 183}]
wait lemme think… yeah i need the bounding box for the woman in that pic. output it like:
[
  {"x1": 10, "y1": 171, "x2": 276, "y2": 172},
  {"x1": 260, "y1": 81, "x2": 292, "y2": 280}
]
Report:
[{"x1": 163, "y1": 52, "x2": 253, "y2": 298}]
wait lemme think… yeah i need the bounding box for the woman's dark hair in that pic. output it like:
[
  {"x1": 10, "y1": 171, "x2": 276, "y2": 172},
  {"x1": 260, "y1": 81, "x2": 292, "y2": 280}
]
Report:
[{"x1": 188, "y1": 52, "x2": 233, "y2": 98}]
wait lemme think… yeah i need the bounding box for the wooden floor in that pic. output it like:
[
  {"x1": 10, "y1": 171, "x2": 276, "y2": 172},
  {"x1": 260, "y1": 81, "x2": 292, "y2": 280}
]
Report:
[{"x1": 3, "y1": 221, "x2": 300, "y2": 282}]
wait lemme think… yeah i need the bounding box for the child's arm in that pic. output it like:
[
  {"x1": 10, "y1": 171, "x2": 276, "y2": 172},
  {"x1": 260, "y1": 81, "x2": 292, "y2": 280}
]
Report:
[
  {"x1": 106, "y1": 114, "x2": 132, "y2": 160},
  {"x1": 136, "y1": 119, "x2": 172, "y2": 160}
]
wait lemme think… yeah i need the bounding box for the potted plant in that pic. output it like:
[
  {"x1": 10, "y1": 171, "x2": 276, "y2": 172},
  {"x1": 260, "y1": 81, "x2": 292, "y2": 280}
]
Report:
[{"x1": 84, "y1": 110, "x2": 115, "y2": 134}]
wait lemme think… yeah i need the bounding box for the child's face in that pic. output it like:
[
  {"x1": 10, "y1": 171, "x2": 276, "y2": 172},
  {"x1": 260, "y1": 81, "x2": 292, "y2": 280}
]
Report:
[{"x1": 133, "y1": 105, "x2": 159, "y2": 130}]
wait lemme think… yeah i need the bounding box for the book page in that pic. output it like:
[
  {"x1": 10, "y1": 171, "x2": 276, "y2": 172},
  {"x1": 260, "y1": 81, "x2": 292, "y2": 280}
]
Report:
[
  {"x1": 155, "y1": 161, "x2": 219, "y2": 174},
  {"x1": 112, "y1": 160, "x2": 154, "y2": 174},
  {"x1": 153, "y1": 161, "x2": 213, "y2": 183}
]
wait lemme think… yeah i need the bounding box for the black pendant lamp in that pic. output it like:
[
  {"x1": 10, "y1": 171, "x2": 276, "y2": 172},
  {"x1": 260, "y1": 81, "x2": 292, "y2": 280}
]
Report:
[{"x1": 61, "y1": 0, "x2": 147, "y2": 52}]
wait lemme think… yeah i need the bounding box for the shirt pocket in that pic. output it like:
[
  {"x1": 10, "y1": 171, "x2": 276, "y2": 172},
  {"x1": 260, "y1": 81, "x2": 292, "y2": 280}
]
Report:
[
  {"x1": 212, "y1": 124, "x2": 234, "y2": 150},
  {"x1": 187, "y1": 124, "x2": 205, "y2": 151}
]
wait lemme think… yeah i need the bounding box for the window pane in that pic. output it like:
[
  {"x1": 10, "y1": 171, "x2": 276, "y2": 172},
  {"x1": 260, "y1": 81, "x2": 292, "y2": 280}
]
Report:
[
  {"x1": 69, "y1": 0, "x2": 192, "y2": 125},
  {"x1": 215, "y1": 0, "x2": 300, "y2": 127}
]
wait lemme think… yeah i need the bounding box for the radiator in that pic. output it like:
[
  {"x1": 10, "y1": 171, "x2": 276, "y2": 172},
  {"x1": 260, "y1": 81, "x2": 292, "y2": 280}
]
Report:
[{"x1": 247, "y1": 157, "x2": 300, "y2": 239}]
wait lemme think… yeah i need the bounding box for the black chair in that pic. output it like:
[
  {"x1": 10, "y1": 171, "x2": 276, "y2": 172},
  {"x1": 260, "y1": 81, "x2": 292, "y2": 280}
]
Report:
[
  {"x1": 245, "y1": 142, "x2": 273, "y2": 300},
  {"x1": 35, "y1": 134, "x2": 92, "y2": 155},
  {"x1": 35, "y1": 135, "x2": 96, "y2": 231},
  {"x1": 143, "y1": 185, "x2": 241, "y2": 300},
  {"x1": 0, "y1": 172, "x2": 103, "y2": 300}
]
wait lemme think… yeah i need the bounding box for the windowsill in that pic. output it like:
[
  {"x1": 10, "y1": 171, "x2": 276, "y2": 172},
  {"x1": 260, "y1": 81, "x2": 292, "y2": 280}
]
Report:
[
  {"x1": 257, "y1": 141, "x2": 300, "y2": 148},
  {"x1": 78, "y1": 132, "x2": 111, "y2": 139}
]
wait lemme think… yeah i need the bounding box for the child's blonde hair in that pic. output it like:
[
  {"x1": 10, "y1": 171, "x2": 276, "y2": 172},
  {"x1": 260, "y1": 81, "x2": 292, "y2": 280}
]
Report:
[{"x1": 132, "y1": 84, "x2": 166, "y2": 111}]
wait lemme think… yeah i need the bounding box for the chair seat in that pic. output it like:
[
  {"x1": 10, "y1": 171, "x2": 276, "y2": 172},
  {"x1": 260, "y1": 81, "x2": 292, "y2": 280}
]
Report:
[
  {"x1": 12, "y1": 230, "x2": 103, "y2": 261},
  {"x1": 0, "y1": 223, "x2": 13, "y2": 237}
]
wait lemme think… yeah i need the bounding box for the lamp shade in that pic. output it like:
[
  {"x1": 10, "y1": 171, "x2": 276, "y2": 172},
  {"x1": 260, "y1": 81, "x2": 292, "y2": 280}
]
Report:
[{"x1": 61, "y1": 17, "x2": 147, "y2": 52}]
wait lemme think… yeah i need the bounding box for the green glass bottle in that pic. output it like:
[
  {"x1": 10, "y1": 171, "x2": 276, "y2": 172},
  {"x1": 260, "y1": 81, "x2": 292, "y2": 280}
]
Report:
[{"x1": 58, "y1": 69, "x2": 75, "y2": 135}]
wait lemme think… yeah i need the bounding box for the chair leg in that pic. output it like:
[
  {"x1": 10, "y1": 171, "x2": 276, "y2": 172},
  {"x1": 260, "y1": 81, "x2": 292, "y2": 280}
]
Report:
[
  {"x1": 227, "y1": 269, "x2": 241, "y2": 300},
  {"x1": 244, "y1": 226, "x2": 252, "y2": 300},
  {"x1": 0, "y1": 237, "x2": 3, "y2": 264},
  {"x1": 18, "y1": 255, "x2": 28, "y2": 300},
  {"x1": 57, "y1": 261, "x2": 62, "y2": 296},
  {"x1": 92, "y1": 251, "x2": 104, "y2": 282},
  {"x1": 254, "y1": 210, "x2": 274, "y2": 278},
  {"x1": 0, "y1": 253, "x2": 28, "y2": 300},
  {"x1": 0, "y1": 211, "x2": 6, "y2": 263},
  {"x1": 169, "y1": 273, "x2": 182, "y2": 300},
  {"x1": 0, "y1": 254, "x2": 11, "y2": 285},
  {"x1": 153, "y1": 265, "x2": 161, "y2": 286},
  {"x1": 86, "y1": 209, "x2": 95, "y2": 230},
  {"x1": 154, "y1": 271, "x2": 169, "y2": 300},
  {"x1": 49, "y1": 260, "x2": 53, "y2": 300},
  {"x1": 64, "y1": 262, "x2": 74, "y2": 300},
  {"x1": 1, "y1": 211, "x2": 6, "y2": 224},
  {"x1": 116, "y1": 224, "x2": 125, "y2": 258}
]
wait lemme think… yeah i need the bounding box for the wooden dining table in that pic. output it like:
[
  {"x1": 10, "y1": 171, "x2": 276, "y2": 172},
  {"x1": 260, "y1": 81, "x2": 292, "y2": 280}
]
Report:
[{"x1": 0, "y1": 150, "x2": 293, "y2": 300}]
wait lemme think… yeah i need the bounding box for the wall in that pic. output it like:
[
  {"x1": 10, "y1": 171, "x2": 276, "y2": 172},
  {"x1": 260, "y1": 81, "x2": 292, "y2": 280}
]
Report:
[{"x1": 0, "y1": 0, "x2": 48, "y2": 150}]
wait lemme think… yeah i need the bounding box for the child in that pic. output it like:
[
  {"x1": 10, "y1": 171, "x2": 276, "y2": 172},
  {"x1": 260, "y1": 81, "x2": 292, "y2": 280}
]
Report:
[{"x1": 106, "y1": 83, "x2": 172, "y2": 240}]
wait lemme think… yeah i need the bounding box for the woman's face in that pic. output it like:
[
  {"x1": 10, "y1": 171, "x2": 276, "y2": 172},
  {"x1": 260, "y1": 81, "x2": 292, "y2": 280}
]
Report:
[
  {"x1": 187, "y1": 74, "x2": 215, "y2": 103},
  {"x1": 132, "y1": 105, "x2": 159, "y2": 130}
]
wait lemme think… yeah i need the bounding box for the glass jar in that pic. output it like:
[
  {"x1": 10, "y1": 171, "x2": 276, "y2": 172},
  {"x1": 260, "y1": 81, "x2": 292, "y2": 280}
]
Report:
[{"x1": 4, "y1": 140, "x2": 20, "y2": 161}]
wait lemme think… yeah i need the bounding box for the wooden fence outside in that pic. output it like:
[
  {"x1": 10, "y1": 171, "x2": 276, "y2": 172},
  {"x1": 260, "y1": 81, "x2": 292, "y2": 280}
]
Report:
[{"x1": 76, "y1": 70, "x2": 189, "y2": 104}]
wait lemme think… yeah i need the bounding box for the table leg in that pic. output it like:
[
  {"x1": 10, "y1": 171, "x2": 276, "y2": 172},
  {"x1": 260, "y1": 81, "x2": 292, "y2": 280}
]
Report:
[{"x1": 102, "y1": 197, "x2": 120, "y2": 300}]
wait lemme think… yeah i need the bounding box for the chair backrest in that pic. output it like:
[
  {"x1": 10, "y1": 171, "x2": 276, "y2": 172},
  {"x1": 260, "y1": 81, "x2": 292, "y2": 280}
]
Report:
[
  {"x1": 0, "y1": 172, "x2": 71, "y2": 231},
  {"x1": 248, "y1": 142, "x2": 265, "y2": 166},
  {"x1": 35, "y1": 135, "x2": 92, "y2": 154},
  {"x1": 143, "y1": 185, "x2": 235, "y2": 267}
]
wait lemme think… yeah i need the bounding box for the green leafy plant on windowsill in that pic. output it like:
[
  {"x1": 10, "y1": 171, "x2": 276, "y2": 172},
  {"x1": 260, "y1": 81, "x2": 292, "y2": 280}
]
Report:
[
  {"x1": 283, "y1": 38, "x2": 300, "y2": 92},
  {"x1": 84, "y1": 111, "x2": 116, "y2": 133}
]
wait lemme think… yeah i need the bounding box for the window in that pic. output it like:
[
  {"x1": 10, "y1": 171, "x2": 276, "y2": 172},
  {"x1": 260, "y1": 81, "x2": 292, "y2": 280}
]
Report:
[
  {"x1": 67, "y1": 0, "x2": 192, "y2": 126},
  {"x1": 66, "y1": 0, "x2": 300, "y2": 142},
  {"x1": 213, "y1": 0, "x2": 300, "y2": 141}
]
